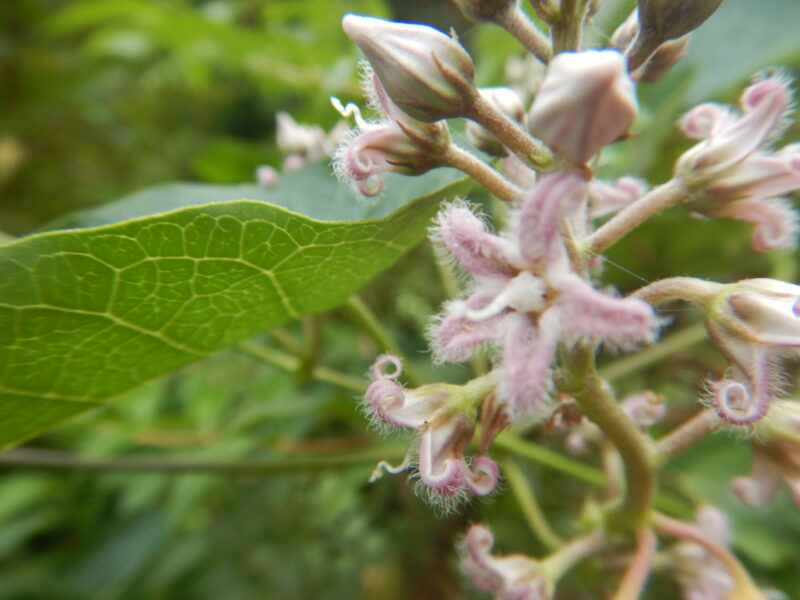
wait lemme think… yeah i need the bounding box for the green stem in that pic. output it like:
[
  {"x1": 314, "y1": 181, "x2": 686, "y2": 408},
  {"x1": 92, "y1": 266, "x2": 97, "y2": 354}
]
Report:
[
  {"x1": 550, "y1": 0, "x2": 589, "y2": 53},
  {"x1": 268, "y1": 328, "x2": 304, "y2": 356},
  {"x1": 343, "y1": 295, "x2": 423, "y2": 387},
  {"x1": 0, "y1": 445, "x2": 406, "y2": 475},
  {"x1": 495, "y1": 433, "x2": 605, "y2": 486},
  {"x1": 297, "y1": 314, "x2": 325, "y2": 386},
  {"x1": 599, "y1": 321, "x2": 708, "y2": 382},
  {"x1": 504, "y1": 457, "x2": 564, "y2": 550},
  {"x1": 656, "y1": 409, "x2": 721, "y2": 464},
  {"x1": 238, "y1": 341, "x2": 366, "y2": 393},
  {"x1": 562, "y1": 343, "x2": 657, "y2": 528},
  {"x1": 541, "y1": 528, "x2": 606, "y2": 580}
]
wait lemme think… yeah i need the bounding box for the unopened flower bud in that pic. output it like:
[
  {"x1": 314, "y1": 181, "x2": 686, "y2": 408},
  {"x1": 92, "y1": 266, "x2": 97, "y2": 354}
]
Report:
[
  {"x1": 527, "y1": 50, "x2": 637, "y2": 164},
  {"x1": 466, "y1": 87, "x2": 526, "y2": 156},
  {"x1": 342, "y1": 14, "x2": 477, "y2": 122},
  {"x1": 610, "y1": 9, "x2": 639, "y2": 51},
  {"x1": 637, "y1": 0, "x2": 724, "y2": 43},
  {"x1": 712, "y1": 279, "x2": 800, "y2": 347},
  {"x1": 636, "y1": 36, "x2": 689, "y2": 83},
  {"x1": 456, "y1": 0, "x2": 515, "y2": 22}
]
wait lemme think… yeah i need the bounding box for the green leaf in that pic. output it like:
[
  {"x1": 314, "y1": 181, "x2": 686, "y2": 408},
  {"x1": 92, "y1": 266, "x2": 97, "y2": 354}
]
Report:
[
  {"x1": 0, "y1": 176, "x2": 471, "y2": 448},
  {"x1": 45, "y1": 163, "x2": 468, "y2": 229}
]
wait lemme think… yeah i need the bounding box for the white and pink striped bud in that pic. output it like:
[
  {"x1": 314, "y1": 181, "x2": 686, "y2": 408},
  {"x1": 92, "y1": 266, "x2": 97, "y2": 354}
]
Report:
[
  {"x1": 527, "y1": 50, "x2": 637, "y2": 164},
  {"x1": 342, "y1": 15, "x2": 477, "y2": 123},
  {"x1": 710, "y1": 279, "x2": 800, "y2": 349},
  {"x1": 466, "y1": 87, "x2": 526, "y2": 156},
  {"x1": 462, "y1": 524, "x2": 554, "y2": 600}
]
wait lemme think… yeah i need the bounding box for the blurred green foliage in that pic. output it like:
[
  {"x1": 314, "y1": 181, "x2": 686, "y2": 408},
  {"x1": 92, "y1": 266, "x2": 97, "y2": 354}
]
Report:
[{"x1": 2, "y1": 0, "x2": 800, "y2": 598}]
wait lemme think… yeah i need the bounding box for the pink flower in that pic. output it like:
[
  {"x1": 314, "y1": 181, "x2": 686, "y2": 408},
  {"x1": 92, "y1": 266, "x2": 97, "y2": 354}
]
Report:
[
  {"x1": 677, "y1": 77, "x2": 791, "y2": 177},
  {"x1": 676, "y1": 76, "x2": 800, "y2": 250},
  {"x1": 332, "y1": 72, "x2": 451, "y2": 196},
  {"x1": 462, "y1": 524, "x2": 553, "y2": 599},
  {"x1": 364, "y1": 355, "x2": 499, "y2": 507},
  {"x1": 430, "y1": 173, "x2": 656, "y2": 420}
]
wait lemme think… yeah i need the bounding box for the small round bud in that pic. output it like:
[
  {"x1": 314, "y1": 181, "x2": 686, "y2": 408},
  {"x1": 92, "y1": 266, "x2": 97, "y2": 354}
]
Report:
[{"x1": 342, "y1": 14, "x2": 477, "y2": 122}]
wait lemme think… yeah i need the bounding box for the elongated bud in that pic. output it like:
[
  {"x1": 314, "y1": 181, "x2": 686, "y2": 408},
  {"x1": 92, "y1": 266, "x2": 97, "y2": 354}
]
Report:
[
  {"x1": 637, "y1": 0, "x2": 724, "y2": 43},
  {"x1": 527, "y1": 50, "x2": 637, "y2": 164},
  {"x1": 637, "y1": 36, "x2": 689, "y2": 83},
  {"x1": 342, "y1": 14, "x2": 477, "y2": 122},
  {"x1": 456, "y1": 0, "x2": 515, "y2": 22},
  {"x1": 466, "y1": 87, "x2": 526, "y2": 156},
  {"x1": 629, "y1": 0, "x2": 723, "y2": 69}
]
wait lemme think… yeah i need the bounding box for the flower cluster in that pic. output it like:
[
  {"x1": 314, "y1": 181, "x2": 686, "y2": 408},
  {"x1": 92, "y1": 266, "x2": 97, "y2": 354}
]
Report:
[{"x1": 431, "y1": 174, "x2": 657, "y2": 420}]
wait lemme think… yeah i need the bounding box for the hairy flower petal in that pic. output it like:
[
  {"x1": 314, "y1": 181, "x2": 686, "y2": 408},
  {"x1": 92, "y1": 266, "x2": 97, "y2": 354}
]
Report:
[{"x1": 435, "y1": 203, "x2": 518, "y2": 280}]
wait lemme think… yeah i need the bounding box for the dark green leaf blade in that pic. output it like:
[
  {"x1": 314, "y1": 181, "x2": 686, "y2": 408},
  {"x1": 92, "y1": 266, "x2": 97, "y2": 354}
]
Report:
[{"x1": 0, "y1": 177, "x2": 471, "y2": 448}]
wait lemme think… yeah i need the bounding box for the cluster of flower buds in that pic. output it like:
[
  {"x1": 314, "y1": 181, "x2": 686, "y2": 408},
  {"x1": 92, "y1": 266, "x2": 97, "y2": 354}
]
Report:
[{"x1": 330, "y1": 0, "x2": 800, "y2": 597}]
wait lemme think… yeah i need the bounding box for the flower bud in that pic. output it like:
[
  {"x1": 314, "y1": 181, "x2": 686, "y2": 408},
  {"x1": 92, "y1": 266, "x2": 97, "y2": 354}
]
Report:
[
  {"x1": 527, "y1": 50, "x2": 637, "y2": 164},
  {"x1": 628, "y1": 0, "x2": 723, "y2": 70},
  {"x1": 716, "y1": 279, "x2": 800, "y2": 347},
  {"x1": 610, "y1": 9, "x2": 639, "y2": 51},
  {"x1": 466, "y1": 87, "x2": 526, "y2": 156},
  {"x1": 637, "y1": 0, "x2": 724, "y2": 43},
  {"x1": 342, "y1": 14, "x2": 477, "y2": 122},
  {"x1": 455, "y1": 0, "x2": 515, "y2": 22},
  {"x1": 636, "y1": 36, "x2": 689, "y2": 83}
]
